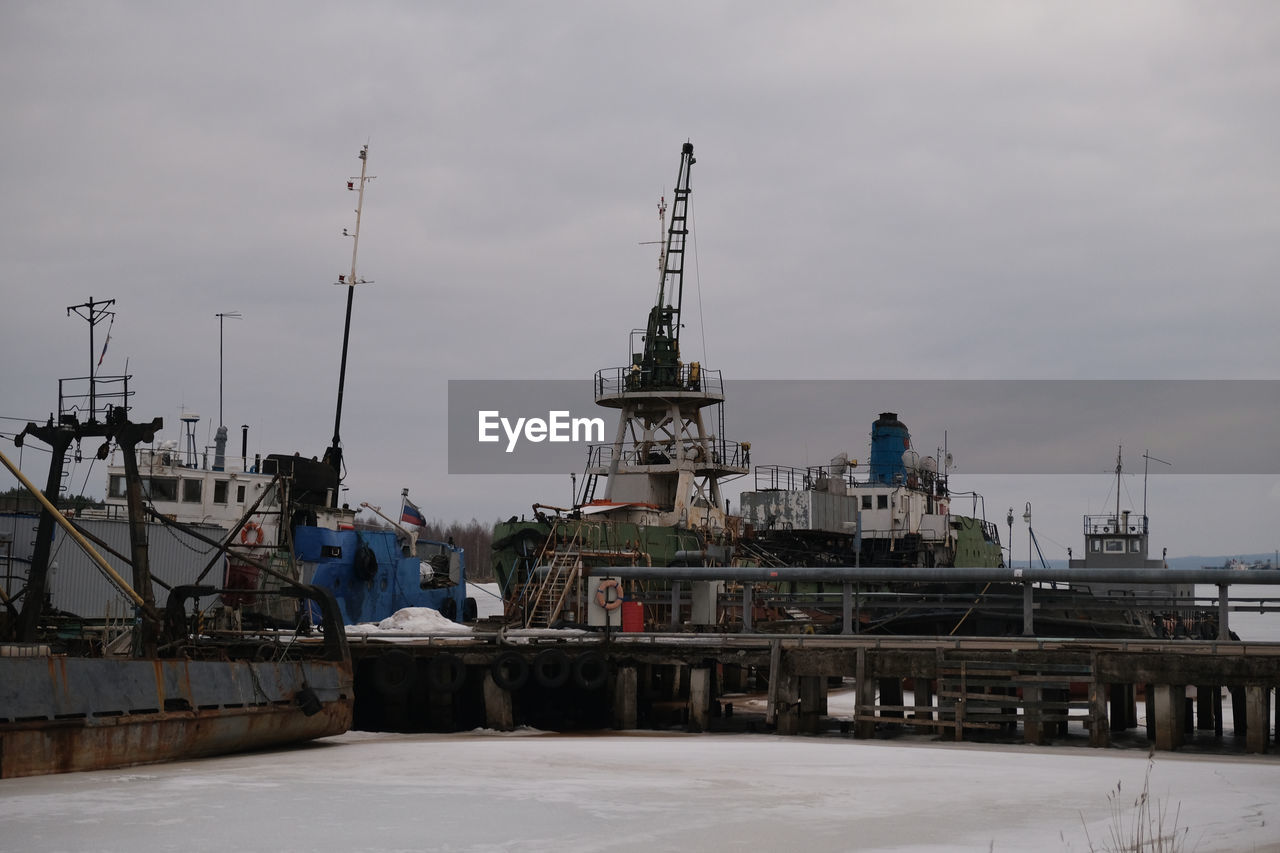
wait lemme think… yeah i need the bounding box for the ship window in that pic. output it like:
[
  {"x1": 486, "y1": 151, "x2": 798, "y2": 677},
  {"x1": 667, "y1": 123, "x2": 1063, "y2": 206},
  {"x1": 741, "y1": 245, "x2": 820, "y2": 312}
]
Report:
[
  {"x1": 1091, "y1": 540, "x2": 1101, "y2": 552},
  {"x1": 861, "y1": 495, "x2": 872, "y2": 510},
  {"x1": 1130, "y1": 540, "x2": 1141, "y2": 553},
  {"x1": 1104, "y1": 539, "x2": 1124, "y2": 553},
  {"x1": 236, "y1": 485, "x2": 246, "y2": 503},
  {"x1": 877, "y1": 495, "x2": 888, "y2": 509},
  {"x1": 214, "y1": 480, "x2": 229, "y2": 504},
  {"x1": 145, "y1": 477, "x2": 178, "y2": 502},
  {"x1": 181, "y1": 479, "x2": 202, "y2": 503},
  {"x1": 108, "y1": 474, "x2": 127, "y2": 498}
]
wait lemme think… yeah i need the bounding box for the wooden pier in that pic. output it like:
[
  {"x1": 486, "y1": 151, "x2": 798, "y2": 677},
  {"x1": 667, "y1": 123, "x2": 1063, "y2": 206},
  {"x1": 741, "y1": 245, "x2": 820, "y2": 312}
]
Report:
[{"x1": 341, "y1": 632, "x2": 1280, "y2": 755}]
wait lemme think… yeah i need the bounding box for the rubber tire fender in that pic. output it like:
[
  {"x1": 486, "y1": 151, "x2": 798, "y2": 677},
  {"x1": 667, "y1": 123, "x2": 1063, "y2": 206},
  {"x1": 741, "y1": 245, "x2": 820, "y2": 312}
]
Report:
[
  {"x1": 426, "y1": 653, "x2": 466, "y2": 693},
  {"x1": 571, "y1": 650, "x2": 608, "y2": 691},
  {"x1": 490, "y1": 650, "x2": 530, "y2": 692},
  {"x1": 371, "y1": 650, "x2": 417, "y2": 696},
  {"x1": 532, "y1": 647, "x2": 571, "y2": 689}
]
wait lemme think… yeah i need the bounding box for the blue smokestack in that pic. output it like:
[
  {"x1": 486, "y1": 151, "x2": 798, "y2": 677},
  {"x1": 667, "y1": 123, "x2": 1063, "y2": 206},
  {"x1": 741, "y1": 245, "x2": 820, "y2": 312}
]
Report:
[{"x1": 869, "y1": 412, "x2": 910, "y2": 485}]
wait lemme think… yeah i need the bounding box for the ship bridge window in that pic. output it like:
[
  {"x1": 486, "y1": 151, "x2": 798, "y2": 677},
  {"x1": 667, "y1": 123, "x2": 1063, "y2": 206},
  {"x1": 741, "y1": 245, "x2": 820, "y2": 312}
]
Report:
[
  {"x1": 861, "y1": 495, "x2": 872, "y2": 510},
  {"x1": 214, "y1": 480, "x2": 229, "y2": 505},
  {"x1": 144, "y1": 477, "x2": 178, "y2": 502},
  {"x1": 1091, "y1": 540, "x2": 1101, "y2": 553},
  {"x1": 1130, "y1": 539, "x2": 1142, "y2": 553},
  {"x1": 877, "y1": 495, "x2": 888, "y2": 510},
  {"x1": 236, "y1": 484, "x2": 246, "y2": 503},
  {"x1": 108, "y1": 474, "x2": 126, "y2": 499},
  {"x1": 1104, "y1": 539, "x2": 1125, "y2": 553},
  {"x1": 181, "y1": 480, "x2": 202, "y2": 503}
]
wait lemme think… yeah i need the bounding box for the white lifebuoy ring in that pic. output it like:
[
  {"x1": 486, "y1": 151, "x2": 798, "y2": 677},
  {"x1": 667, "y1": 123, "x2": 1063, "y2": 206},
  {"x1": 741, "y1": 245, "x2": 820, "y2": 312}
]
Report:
[
  {"x1": 594, "y1": 578, "x2": 623, "y2": 611},
  {"x1": 240, "y1": 521, "x2": 264, "y2": 546}
]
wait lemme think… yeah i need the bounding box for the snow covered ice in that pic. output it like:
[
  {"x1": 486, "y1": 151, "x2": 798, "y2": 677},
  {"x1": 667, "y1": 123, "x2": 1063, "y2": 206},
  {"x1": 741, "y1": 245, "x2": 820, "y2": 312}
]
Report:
[{"x1": 2, "y1": 730, "x2": 1277, "y2": 852}]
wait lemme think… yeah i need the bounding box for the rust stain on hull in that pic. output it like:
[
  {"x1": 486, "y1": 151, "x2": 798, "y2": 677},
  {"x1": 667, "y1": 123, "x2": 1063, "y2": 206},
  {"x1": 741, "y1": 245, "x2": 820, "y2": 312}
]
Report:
[{"x1": 1, "y1": 697, "x2": 352, "y2": 778}]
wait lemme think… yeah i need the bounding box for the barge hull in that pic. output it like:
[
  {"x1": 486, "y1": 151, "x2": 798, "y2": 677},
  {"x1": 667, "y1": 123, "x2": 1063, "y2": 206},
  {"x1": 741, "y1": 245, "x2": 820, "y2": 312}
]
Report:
[{"x1": 0, "y1": 656, "x2": 353, "y2": 778}]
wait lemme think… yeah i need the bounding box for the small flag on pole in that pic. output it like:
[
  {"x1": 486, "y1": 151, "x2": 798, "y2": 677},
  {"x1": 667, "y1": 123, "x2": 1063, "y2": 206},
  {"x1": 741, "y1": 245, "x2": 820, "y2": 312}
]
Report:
[
  {"x1": 97, "y1": 328, "x2": 112, "y2": 367},
  {"x1": 400, "y1": 498, "x2": 426, "y2": 528}
]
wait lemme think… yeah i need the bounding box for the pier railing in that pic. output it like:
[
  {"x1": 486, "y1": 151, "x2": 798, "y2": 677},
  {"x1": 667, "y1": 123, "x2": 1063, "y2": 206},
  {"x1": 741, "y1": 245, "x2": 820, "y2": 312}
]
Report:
[{"x1": 591, "y1": 565, "x2": 1280, "y2": 641}]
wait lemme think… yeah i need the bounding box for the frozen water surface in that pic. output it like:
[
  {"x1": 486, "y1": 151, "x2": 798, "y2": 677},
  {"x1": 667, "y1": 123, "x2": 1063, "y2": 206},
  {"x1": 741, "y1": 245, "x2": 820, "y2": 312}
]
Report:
[{"x1": 2, "y1": 730, "x2": 1277, "y2": 852}]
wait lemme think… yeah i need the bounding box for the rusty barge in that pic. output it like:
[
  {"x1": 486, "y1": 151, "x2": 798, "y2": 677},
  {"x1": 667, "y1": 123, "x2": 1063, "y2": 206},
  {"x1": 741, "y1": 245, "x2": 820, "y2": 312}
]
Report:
[{"x1": 0, "y1": 402, "x2": 353, "y2": 778}]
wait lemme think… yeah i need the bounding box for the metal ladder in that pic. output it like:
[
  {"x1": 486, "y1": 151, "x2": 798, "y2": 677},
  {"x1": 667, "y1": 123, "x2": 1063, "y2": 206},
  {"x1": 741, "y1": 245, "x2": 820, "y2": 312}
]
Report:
[{"x1": 522, "y1": 524, "x2": 586, "y2": 628}]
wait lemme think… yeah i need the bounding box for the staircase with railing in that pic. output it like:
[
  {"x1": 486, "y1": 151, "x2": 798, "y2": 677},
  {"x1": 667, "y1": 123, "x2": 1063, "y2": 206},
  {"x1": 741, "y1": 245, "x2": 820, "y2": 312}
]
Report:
[{"x1": 519, "y1": 523, "x2": 585, "y2": 628}]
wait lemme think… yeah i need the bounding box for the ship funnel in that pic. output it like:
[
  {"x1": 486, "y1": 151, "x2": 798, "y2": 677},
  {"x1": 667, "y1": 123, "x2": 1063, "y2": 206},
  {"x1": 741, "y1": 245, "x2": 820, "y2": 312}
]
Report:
[{"x1": 869, "y1": 412, "x2": 910, "y2": 485}]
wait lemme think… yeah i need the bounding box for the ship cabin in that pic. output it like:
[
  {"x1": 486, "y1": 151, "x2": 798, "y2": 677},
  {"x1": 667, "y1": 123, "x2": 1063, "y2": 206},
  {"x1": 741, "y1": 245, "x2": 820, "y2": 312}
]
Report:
[{"x1": 1070, "y1": 511, "x2": 1160, "y2": 570}]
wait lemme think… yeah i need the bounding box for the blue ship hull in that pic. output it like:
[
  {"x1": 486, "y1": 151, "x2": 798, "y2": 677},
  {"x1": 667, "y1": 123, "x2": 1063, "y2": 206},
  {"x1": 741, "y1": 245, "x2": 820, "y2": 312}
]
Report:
[{"x1": 294, "y1": 526, "x2": 468, "y2": 626}]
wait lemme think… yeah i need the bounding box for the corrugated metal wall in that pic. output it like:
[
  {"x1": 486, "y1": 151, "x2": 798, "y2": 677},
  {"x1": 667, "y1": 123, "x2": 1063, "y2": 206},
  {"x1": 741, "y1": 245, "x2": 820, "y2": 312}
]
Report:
[{"x1": 1, "y1": 513, "x2": 228, "y2": 618}]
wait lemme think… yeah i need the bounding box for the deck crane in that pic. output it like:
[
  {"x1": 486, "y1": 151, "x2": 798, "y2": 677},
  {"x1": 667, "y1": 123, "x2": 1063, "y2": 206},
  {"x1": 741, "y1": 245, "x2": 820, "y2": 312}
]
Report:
[{"x1": 635, "y1": 142, "x2": 695, "y2": 389}]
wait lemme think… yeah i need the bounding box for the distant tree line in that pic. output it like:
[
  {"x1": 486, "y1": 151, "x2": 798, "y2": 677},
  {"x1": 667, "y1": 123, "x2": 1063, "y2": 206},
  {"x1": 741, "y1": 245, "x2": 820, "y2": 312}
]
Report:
[
  {"x1": 0, "y1": 487, "x2": 103, "y2": 516},
  {"x1": 419, "y1": 519, "x2": 494, "y2": 581}
]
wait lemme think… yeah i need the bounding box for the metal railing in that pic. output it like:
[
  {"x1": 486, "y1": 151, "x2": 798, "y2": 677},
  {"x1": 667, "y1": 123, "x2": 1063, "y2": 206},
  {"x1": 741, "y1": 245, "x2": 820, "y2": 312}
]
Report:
[
  {"x1": 753, "y1": 463, "x2": 861, "y2": 492},
  {"x1": 594, "y1": 364, "x2": 725, "y2": 401},
  {"x1": 1083, "y1": 514, "x2": 1148, "y2": 535},
  {"x1": 585, "y1": 438, "x2": 748, "y2": 471},
  {"x1": 58, "y1": 374, "x2": 132, "y2": 424}
]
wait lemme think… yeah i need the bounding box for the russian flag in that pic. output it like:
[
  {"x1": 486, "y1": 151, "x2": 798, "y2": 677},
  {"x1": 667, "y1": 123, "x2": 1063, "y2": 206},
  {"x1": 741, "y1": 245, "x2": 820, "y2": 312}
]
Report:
[{"x1": 400, "y1": 498, "x2": 426, "y2": 527}]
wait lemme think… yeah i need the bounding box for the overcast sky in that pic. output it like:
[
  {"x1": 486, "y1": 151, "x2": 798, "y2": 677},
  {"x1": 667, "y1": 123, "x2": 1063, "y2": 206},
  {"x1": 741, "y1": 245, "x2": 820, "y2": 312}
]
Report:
[{"x1": 2, "y1": 2, "x2": 1277, "y2": 560}]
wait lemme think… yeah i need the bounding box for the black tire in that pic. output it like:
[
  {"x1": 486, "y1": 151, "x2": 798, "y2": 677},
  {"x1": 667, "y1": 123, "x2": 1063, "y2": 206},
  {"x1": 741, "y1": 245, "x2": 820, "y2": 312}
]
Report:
[
  {"x1": 426, "y1": 653, "x2": 466, "y2": 693},
  {"x1": 571, "y1": 650, "x2": 608, "y2": 691},
  {"x1": 371, "y1": 650, "x2": 417, "y2": 696},
  {"x1": 439, "y1": 596, "x2": 458, "y2": 620},
  {"x1": 463, "y1": 597, "x2": 478, "y2": 622},
  {"x1": 353, "y1": 540, "x2": 379, "y2": 582},
  {"x1": 490, "y1": 650, "x2": 529, "y2": 692},
  {"x1": 532, "y1": 648, "x2": 571, "y2": 689}
]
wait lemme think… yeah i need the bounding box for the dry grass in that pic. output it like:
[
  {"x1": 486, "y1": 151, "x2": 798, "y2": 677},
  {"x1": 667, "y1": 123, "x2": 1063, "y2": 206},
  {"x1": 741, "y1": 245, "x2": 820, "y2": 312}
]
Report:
[{"x1": 1081, "y1": 749, "x2": 1194, "y2": 853}]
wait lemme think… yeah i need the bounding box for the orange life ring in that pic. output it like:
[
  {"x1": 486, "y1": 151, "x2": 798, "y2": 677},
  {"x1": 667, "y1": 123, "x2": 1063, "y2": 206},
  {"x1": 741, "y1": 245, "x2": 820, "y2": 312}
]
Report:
[
  {"x1": 240, "y1": 521, "x2": 264, "y2": 546},
  {"x1": 594, "y1": 578, "x2": 623, "y2": 611}
]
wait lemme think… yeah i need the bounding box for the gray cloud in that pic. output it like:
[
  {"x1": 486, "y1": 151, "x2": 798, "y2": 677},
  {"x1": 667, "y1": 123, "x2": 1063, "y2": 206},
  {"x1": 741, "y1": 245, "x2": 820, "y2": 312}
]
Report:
[{"x1": 3, "y1": 2, "x2": 1277, "y2": 557}]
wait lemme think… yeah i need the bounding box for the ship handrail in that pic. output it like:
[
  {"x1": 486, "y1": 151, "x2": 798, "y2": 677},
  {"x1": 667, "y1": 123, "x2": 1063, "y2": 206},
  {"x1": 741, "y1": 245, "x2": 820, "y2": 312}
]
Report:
[
  {"x1": 1083, "y1": 513, "x2": 1149, "y2": 536},
  {"x1": 585, "y1": 437, "x2": 748, "y2": 471},
  {"x1": 594, "y1": 364, "x2": 725, "y2": 400}
]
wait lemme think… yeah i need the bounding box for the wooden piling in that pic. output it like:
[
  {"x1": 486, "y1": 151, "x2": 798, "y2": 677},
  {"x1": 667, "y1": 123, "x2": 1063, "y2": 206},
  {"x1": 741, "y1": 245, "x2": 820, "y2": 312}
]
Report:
[
  {"x1": 1088, "y1": 680, "x2": 1110, "y2": 748},
  {"x1": 1152, "y1": 684, "x2": 1186, "y2": 750},
  {"x1": 798, "y1": 676, "x2": 826, "y2": 734},
  {"x1": 1196, "y1": 685, "x2": 1217, "y2": 732},
  {"x1": 482, "y1": 670, "x2": 514, "y2": 731},
  {"x1": 613, "y1": 666, "x2": 637, "y2": 730},
  {"x1": 854, "y1": 647, "x2": 875, "y2": 739},
  {"x1": 1245, "y1": 685, "x2": 1270, "y2": 754},
  {"x1": 688, "y1": 667, "x2": 711, "y2": 732}
]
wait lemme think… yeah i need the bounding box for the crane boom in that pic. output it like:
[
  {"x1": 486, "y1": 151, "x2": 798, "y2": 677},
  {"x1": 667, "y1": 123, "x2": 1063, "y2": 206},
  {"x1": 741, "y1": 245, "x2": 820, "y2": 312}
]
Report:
[{"x1": 640, "y1": 142, "x2": 695, "y2": 386}]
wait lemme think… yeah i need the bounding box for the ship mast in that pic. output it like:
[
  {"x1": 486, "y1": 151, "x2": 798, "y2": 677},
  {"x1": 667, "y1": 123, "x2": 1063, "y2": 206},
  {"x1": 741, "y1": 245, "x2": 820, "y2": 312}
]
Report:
[
  {"x1": 1114, "y1": 444, "x2": 1122, "y2": 526},
  {"x1": 326, "y1": 144, "x2": 375, "y2": 503}
]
